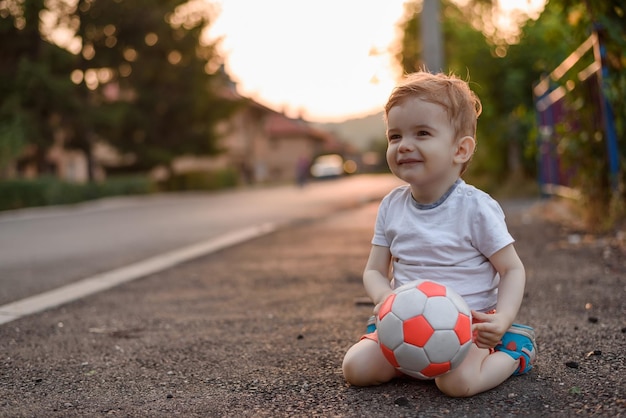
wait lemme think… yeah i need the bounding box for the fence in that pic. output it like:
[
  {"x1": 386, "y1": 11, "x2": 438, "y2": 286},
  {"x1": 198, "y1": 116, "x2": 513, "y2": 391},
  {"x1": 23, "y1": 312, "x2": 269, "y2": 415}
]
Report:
[{"x1": 532, "y1": 27, "x2": 619, "y2": 199}]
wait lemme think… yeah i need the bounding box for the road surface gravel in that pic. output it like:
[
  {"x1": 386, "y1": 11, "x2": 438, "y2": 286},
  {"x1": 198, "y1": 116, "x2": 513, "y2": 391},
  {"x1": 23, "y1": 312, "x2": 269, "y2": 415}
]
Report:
[{"x1": 1, "y1": 197, "x2": 624, "y2": 417}]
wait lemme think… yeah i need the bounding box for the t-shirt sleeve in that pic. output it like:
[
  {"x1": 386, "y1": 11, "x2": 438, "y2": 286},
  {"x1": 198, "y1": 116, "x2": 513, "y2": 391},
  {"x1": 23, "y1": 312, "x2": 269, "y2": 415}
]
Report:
[
  {"x1": 470, "y1": 195, "x2": 515, "y2": 258},
  {"x1": 372, "y1": 195, "x2": 391, "y2": 247}
]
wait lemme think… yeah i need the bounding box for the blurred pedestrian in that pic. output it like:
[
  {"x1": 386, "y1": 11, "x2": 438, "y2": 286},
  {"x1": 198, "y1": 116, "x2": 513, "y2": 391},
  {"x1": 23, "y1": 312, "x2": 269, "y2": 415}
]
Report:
[
  {"x1": 342, "y1": 71, "x2": 537, "y2": 397},
  {"x1": 295, "y1": 154, "x2": 310, "y2": 187}
]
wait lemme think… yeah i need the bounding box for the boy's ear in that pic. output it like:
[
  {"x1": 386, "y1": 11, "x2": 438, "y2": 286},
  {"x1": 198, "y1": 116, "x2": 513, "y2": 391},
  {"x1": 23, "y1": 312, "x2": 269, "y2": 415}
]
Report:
[{"x1": 454, "y1": 136, "x2": 476, "y2": 164}]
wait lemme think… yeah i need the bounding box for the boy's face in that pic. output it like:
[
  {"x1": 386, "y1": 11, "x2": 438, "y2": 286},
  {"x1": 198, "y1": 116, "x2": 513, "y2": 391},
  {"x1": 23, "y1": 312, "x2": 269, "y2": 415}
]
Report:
[{"x1": 385, "y1": 97, "x2": 461, "y2": 202}]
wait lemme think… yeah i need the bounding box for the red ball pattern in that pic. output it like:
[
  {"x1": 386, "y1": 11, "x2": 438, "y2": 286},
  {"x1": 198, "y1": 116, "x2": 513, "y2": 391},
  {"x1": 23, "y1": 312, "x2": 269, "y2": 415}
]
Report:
[{"x1": 376, "y1": 280, "x2": 473, "y2": 380}]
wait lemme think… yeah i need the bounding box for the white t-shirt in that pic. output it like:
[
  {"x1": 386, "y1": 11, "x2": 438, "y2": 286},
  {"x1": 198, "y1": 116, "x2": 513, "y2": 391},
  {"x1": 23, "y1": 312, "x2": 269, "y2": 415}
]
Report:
[{"x1": 372, "y1": 180, "x2": 514, "y2": 312}]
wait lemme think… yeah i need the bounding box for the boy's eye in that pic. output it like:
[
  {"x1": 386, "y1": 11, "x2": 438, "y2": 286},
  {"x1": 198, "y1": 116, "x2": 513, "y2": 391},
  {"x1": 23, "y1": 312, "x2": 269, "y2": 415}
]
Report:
[
  {"x1": 388, "y1": 133, "x2": 401, "y2": 142},
  {"x1": 417, "y1": 130, "x2": 430, "y2": 136}
]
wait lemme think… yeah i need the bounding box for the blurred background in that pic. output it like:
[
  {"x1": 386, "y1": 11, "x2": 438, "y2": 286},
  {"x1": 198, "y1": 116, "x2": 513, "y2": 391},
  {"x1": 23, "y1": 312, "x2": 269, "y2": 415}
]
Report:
[{"x1": 0, "y1": 0, "x2": 624, "y2": 229}]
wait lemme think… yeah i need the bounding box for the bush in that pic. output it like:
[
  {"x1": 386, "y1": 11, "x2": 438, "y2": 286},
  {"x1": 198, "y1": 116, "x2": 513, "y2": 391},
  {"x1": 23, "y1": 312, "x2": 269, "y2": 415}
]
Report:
[
  {"x1": 0, "y1": 176, "x2": 155, "y2": 212},
  {"x1": 158, "y1": 168, "x2": 238, "y2": 192},
  {"x1": 0, "y1": 169, "x2": 241, "y2": 212}
]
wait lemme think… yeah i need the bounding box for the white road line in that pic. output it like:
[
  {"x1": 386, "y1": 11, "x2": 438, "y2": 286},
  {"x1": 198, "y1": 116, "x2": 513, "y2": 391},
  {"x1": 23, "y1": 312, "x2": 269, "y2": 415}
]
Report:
[{"x1": 0, "y1": 222, "x2": 277, "y2": 326}]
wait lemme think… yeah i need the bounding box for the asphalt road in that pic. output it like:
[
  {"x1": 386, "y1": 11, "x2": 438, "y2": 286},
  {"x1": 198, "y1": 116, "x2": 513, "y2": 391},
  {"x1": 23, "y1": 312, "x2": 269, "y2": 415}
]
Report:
[
  {"x1": 0, "y1": 196, "x2": 624, "y2": 417},
  {"x1": 0, "y1": 174, "x2": 404, "y2": 307}
]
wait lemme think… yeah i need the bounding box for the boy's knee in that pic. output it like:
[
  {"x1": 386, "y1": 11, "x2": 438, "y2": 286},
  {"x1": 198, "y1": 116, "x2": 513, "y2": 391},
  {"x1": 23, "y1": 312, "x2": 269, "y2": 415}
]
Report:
[
  {"x1": 342, "y1": 342, "x2": 396, "y2": 386},
  {"x1": 342, "y1": 361, "x2": 386, "y2": 387},
  {"x1": 342, "y1": 351, "x2": 371, "y2": 386},
  {"x1": 436, "y1": 370, "x2": 473, "y2": 397},
  {"x1": 342, "y1": 358, "x2": 360, "y2": 386},
  {"x1": 436, "y1": 379, "x2": 471, "y2": 398}
]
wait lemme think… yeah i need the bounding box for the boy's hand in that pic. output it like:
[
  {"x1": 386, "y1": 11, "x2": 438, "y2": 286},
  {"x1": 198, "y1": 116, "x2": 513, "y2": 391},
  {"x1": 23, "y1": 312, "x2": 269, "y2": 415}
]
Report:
[
  {"x1": 372, "y1": 291, "x2": 394, "y2": 315},
  {"x1": 471, "y1": 310, "x2": 510, "y2": 349}
]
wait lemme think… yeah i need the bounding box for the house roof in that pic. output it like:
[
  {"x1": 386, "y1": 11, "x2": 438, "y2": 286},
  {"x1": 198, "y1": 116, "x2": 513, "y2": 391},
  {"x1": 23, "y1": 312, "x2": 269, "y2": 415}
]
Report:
[
  {"x1": 219, "y1": 78, "x2": 340, "y2": 147},
  {"x1": 265, "y1": 113, "x2": 334, "y2": 143}
]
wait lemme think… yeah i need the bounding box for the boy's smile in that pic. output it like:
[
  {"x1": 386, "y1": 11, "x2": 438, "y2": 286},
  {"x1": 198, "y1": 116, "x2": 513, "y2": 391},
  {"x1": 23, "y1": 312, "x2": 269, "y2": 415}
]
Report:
[{"x1": 397, "y1": 157, "x2": 424, "y2": 165}]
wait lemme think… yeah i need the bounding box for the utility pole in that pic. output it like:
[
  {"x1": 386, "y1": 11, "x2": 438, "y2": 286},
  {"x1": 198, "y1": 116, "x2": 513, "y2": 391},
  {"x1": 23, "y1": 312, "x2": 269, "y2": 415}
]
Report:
[{"x1": 420, "y1": 0, "x2": 445, "y2": 73}]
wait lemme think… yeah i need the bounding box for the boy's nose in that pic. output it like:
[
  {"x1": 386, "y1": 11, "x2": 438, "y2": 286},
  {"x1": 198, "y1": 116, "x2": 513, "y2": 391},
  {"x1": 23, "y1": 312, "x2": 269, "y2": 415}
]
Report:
[{"x1": 398, "y1": 139, "x2": 414, "y2": 152}]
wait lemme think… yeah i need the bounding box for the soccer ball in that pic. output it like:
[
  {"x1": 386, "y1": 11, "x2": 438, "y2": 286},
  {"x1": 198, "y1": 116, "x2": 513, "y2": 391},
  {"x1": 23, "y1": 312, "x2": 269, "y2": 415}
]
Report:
[{"x1": 376, "y1": 280, "x2": 473, "y2": 380}]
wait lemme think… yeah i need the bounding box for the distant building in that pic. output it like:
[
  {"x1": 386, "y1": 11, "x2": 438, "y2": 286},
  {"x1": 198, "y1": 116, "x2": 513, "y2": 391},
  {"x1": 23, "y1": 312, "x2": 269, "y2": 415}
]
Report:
[
  {"x1": 8, "y1": 89, "x2": 341, "y2": 186},
  {"x1": 168, "y1": 95, "x2": 339, "y2": 185}
]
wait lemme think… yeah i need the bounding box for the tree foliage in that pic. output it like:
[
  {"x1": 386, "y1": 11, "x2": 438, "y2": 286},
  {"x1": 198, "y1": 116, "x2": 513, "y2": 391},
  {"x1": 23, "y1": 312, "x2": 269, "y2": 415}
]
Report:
[
  {"x1": 0, "y1": 0, "x2": 239, "y2": 179},
  {"x1": 0, "y1": 0, "x2": 78, "y2": 175},
  {"x1": 397, "y1": 0, "x2": 625, "y2": 226},
  {"x1": 530, "y1": 0, "x2": 626, "y2": 227},
  {"x1": 74, "y1": 0, "x2": 240, "y2": 172},
  {"x1": 396, "y1": 0, "x2": 543, "y2": 191}
]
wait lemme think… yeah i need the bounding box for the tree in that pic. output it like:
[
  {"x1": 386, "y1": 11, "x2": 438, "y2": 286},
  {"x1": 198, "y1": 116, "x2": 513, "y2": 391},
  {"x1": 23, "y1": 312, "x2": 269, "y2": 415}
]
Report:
[
  {"x1": 0, "y1": 0, "x2": 240, "y2": 180},
  {"x1": 73, "y1": 0, "x2": 240, "y2": 174},
  {"x1": 396, "y1": 0, "x2": 625, "y2": 226},
  {"x1": 395, "y1": 0, "x2": 543, "y2": 191},
  {"x1": 526, "y1": 0, "x2": 625, "y2": 227},
  {"x1": 0, "y1": 0, "x2": 78, "y2": 177}
]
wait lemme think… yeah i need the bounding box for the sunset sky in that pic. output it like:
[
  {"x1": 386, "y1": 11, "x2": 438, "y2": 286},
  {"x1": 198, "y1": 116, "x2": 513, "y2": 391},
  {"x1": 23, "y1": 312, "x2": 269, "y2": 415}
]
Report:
[
  {"x1": 44, "y1": 0, "x2": 546, "y2": 124},
  {"x1": 206, "y1": 0, "x2": 408, "y2": 123},
  {"x1": 206, "y1": 0, "x2": 545, "y2": 123}
]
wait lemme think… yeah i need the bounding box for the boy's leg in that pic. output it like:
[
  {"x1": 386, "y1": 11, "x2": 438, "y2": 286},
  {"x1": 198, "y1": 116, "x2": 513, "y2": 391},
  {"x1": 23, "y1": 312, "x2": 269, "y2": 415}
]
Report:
[
  {"x1": 495, "y1": 323, "x2": 537, "y2": 375},
  {"x1": 435, "y1": 344, "x2": 519, "y2": 397},
  {"x1": 437, "y1": 323, "x2": 537, "y2": 397},
  {"x1": 342, "y1": 338, "x2": 397, "y2": 386}
]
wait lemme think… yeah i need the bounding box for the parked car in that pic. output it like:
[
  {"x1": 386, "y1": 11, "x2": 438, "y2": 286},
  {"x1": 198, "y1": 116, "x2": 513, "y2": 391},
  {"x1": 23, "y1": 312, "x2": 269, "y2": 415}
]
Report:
[{"x1": 310, "y1": 154, "x2": 344, "y2": 179}]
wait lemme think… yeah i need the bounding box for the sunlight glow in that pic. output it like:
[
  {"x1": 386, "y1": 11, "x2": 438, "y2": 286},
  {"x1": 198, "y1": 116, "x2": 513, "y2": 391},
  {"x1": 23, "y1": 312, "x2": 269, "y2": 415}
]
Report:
[
  {"x1": 205, "y1": 0, "x2": 408, "y2": 122},
  {"x1": 493, "y1": 0, "x2": 546, "y2": 44},
  {"x1": 206, "y1": 0, "x2": 546, "y2": 123},
  {"x1": 38, "y1": 0, "x2": 546, "y2": 123}
]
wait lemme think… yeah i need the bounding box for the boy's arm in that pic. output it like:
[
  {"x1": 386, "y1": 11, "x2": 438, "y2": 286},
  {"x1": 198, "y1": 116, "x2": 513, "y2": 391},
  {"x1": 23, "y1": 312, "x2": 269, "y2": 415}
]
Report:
[
  {"x1": 473, "y1": 243, "x2": 526, "y2": 348},
  {"x1": 491, "y1": 243, "x2": 526, "y2": 325},
  {"x1": 363, "y1": 244, "x2": 394, "y2": 311}
]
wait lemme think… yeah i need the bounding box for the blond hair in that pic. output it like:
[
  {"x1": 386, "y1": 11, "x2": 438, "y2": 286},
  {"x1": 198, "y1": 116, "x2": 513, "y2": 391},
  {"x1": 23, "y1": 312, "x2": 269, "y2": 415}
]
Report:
[{"x1": 384, "y1": 72, "x2": 482, "y2": 173}]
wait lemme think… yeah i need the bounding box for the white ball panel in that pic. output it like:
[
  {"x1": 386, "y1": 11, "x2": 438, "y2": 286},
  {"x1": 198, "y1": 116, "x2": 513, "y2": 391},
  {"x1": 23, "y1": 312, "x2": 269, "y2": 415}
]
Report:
[
  {"x1": 393, "y1": 343, "x2": 430, "y2": 373},
  {"x1": 446, "y1": 288, "x2": 471, "y2": 316},
  {"x1": 424, "y1": 330, "x2": 460, "y2": 363},
  {"x1": 450, "y1": 340, "x2": 473, "y2": 369},
  {"x1": 422, "y1": 297, "x2": 459, "y2": 329},
  {"x1": 377, "y1": 313, "x2": 404, "y2": 349},
  {"x1": 392, "y1": 288, "x2": 427, "y2": 320}
]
